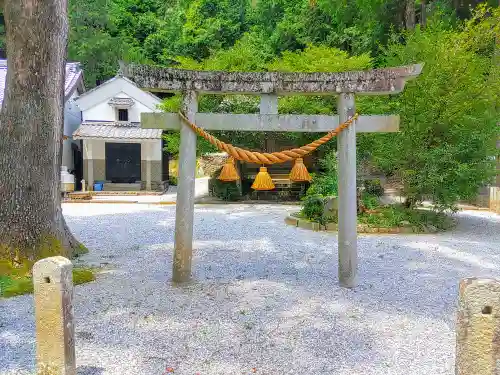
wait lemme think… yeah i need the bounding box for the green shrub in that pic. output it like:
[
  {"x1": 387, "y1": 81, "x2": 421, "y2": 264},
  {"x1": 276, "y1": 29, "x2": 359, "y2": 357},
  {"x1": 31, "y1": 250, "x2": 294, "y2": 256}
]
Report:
[
  {"x1": 357, "y1": 8, "x2": 500, "y2": 210},
  {"x1": 306, "y1": 151, "x2": 338, "y2": 197},
  {"x1": 358, "y1": 204, "x2": 453, "y2": 230},
  {"x1": 361, "y1": 193, "x2": 381, "y2": 210},
  {"x1": 169, "y1": 175, "x2": 178, "y2": 186},
  {"x1": 301, "y1": 194, "x2": 325, "y2": 223},
  {"x1": 211, "y1": 179, "x2": 242, "y2": 201},
  {"x1": 363, "y1": 179, "x2": 384, "y2": 197}
]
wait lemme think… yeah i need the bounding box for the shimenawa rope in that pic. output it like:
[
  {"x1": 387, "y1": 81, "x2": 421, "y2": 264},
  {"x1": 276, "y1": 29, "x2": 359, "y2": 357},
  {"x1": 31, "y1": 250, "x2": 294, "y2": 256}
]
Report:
[{"x1": 178, "y1": 111, "x2": 359, "y2": 165}]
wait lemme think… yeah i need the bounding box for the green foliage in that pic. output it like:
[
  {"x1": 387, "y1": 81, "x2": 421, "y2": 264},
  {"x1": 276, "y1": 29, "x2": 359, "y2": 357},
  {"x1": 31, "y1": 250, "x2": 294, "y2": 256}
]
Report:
[
  {"x1": 68, "y1": 0, "x2": 149, "y2": 87},
  {"x1": 301, "y1": 194, "x2": 325, "y2": 223},
  {"x1": 267, "y1": 45, "x2": 372, "y2": 72},
  {"x1": 358, "y1": 205, "x2": 453, "y2": 230},
  {"x1": 361, "y1": 193, "x2": 381, "y2": 210},
  {"x1": 169, "y1": 175, "x2": 178, "y2": 186},
  {"x1": 306, "y1": 151, "x2": 339, "y2": 197},
  {"x1": 364, "y1": 179, "x2": 384, "y2": 197},
  {"x1": 210, "y1": 179, "x2": 242, "y2": 201},
  {"x1": 0, "y1": 267, "x2": 96, "y2": 298},
  {"x1": 59, "y1": 0, "x2": 498, "y2": 91},
  {"x1": 358, "y1": 6, "x2": 500, "y2": 210}
]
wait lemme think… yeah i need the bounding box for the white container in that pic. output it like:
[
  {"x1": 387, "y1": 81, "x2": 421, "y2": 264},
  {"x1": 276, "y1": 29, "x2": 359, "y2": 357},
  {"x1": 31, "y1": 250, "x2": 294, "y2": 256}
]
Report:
[{"x1": 61, "y1": 167, "x2": 75, "y2": 192}]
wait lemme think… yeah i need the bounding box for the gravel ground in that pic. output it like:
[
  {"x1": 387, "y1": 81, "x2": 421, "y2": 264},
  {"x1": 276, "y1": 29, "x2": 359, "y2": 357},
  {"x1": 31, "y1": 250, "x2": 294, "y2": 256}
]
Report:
[{"x1": 1, "y1": 204, "x2": 499, "y2": 375}]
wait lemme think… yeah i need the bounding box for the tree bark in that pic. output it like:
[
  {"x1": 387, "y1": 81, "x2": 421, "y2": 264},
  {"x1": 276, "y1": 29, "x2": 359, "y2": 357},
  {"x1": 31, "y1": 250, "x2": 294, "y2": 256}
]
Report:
[
  {"x1": 0, "y1": 0, "x2": 82, "y2": 262},
  {"x1": 405, "y1": 0, "x2": 416, "y2": 30},
  {"x1": 420, "y1": 0, "x2": 427, "y2": 28}
]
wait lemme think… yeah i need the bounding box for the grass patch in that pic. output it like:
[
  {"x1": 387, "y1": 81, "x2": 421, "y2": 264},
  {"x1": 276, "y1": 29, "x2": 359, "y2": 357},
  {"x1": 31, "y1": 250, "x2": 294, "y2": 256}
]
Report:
[
  {"x1": 358, "y1": 205, "x2": 453, "y2": 231},
  {"x1": 0, "y1": 264, "x2": 96, "y2": 298},
  {"x1": 297, "y1": 192, "x2": 454, "y2": 232},
  {"x1": 73, "y1": 268, "x2": 96, "y2": 284}
]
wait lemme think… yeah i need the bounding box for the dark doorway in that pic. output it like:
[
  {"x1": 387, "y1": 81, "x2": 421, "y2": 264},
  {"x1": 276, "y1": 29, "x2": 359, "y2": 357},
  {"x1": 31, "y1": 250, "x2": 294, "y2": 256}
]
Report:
[
  {"x1": 105, "y1": 143, "x2": 141, "y2": 183},
  {"x1": 72, "y1": 142, "x2": 83, "y2": 190}
]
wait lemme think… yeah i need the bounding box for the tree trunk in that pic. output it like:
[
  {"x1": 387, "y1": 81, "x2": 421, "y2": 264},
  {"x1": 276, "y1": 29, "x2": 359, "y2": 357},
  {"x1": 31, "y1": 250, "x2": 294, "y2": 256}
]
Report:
[
  {"x1": 420, "y1": 0, "x2": 426, "y2": 28},
  {"x1": 405, "y1": 0, "x2": 416, "y2": 30},
  {"x1": 0, "y1": 0, "x2": 82, "y2": 262}
]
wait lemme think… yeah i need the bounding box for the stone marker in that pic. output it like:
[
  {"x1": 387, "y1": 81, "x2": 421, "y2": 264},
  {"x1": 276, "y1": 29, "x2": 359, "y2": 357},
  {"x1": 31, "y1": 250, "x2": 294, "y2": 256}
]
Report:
[
  {"x1": 33, "y1": 256, "x2": 75, "y2": 375},
  {"x1": 456, "y1": 277, "x2": 500, "y2": 375}
]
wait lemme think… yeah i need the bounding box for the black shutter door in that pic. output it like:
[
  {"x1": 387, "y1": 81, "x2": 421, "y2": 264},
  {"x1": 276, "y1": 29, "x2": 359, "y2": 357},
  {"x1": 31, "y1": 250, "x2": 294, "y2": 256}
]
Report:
[{"x1": 105, "y1": 143, "x2": 141, "y2": 183}]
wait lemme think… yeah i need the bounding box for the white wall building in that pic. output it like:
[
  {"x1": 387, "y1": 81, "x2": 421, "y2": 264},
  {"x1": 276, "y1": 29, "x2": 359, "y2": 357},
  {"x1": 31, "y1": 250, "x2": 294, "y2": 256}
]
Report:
[{"x1": 73, "y1": 75, "x2": 165, "y2": 191}]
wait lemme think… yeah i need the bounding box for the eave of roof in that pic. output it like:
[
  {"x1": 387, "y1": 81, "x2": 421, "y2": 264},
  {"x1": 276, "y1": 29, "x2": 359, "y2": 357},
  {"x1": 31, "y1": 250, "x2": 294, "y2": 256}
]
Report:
[
  {"x1": 0, "y1": 59, "x2": 84, "y2": 106},
  {"x1": 72, "y1": 120, "x2": 162, "y2": 140}
]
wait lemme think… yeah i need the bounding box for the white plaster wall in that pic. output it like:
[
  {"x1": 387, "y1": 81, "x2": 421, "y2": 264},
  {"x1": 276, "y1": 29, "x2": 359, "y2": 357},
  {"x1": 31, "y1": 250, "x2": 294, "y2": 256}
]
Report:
[
  {"x1": 82, "y1": 91, "x2": 153, "y2": 122},
  {"x1": 141, "y1": 140, "x2": 162, "y2": 161},
  {"x1": 62, "y1": 91, "x2": 82, "y2": 170},
  {"x1": 83, "y1": 139, "x2": 106, "y2": 160}
]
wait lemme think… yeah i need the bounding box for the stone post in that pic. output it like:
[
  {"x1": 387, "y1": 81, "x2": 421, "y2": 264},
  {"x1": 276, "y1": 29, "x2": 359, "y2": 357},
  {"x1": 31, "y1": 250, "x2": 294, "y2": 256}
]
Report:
[
  {"x1": 173, "y1": 90, "x2": 198, "y2": 282},
  {"x1": 260, "y1": 93, "x2": 278, "y2": 114},
  {"x1": 84, "y1": 140, "x2": 94, "y2": 191},
  {"x1": 489, "y1": 187, "x2": 500, "y2": 214},
  {"x1": 32, "y1": 256, "x2": 75, "y2": 375},
  {"x1": 337, "y1": 93, "x2": 358, "y2": 288},
  {"x1": 259, "y1": 93, "x2": 278, "y2": 193},
  {"x1": 456, "y1": 277, "x2": 500, "y2": 375},
  {"x1": 145, "y1": 143, "x2": 152, "y2": 191}
]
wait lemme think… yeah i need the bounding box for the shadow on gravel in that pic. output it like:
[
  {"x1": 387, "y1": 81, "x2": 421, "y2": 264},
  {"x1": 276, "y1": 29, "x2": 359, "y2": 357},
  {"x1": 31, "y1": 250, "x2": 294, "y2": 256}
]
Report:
[
  {"x1": 78, "y1": 365, "x2": 106, "y2": 375},
  {"x1": 2, "y1": 205, "x2": 498, "y2": 374}
]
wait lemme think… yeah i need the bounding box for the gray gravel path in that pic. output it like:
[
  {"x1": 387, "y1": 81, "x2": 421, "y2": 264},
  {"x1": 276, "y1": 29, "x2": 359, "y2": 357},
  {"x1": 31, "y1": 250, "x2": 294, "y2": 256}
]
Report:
[{"x1": 1, "y1": 204, "x2": 499, "y2": 375}]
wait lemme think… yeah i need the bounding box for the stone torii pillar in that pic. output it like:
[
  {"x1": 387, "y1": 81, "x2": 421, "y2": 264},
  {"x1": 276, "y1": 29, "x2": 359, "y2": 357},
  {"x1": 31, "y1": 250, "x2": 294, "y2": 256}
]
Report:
[{"x1": 121, "y1": 63, "x2": 422, "y2": 287}]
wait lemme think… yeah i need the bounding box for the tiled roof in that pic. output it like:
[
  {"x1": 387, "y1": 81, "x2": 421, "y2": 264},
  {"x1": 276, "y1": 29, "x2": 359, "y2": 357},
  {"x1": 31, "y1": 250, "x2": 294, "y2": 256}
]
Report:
[
  {"x1": 108, "y1": 97, "x2": 135, "y2": 107},
  {"x1": 73, "y1": 121, "x2": 162, "y2": 140},
  {"x1": 0, "y1": 59, "x2": 83, "y2": 106}
]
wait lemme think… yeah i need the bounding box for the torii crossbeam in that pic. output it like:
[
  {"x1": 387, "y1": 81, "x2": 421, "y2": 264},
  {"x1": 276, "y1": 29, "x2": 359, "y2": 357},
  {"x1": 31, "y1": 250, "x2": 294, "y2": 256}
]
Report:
[{"x1": 121, "y1": 63, "x2": 422, "y2": 288}]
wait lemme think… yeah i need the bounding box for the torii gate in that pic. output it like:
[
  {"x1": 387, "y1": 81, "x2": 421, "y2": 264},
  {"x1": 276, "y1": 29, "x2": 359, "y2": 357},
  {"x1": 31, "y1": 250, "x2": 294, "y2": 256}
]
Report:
[{"x1": 121, "y1": 63, "x2": 422, "y2": 288}]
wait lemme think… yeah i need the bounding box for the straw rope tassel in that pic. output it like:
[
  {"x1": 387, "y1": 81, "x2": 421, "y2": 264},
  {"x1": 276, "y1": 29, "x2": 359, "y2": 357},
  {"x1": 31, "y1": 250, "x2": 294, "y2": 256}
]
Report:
[
  {"x1": 252, "y1": 167, "x2": 275, "y2": 190},
  {"x1": 218, "y1": 157, "x2": 240, "y2": 181},
  {"x1": 289, "y1": 158, "x2": 312, "y2": 182}
]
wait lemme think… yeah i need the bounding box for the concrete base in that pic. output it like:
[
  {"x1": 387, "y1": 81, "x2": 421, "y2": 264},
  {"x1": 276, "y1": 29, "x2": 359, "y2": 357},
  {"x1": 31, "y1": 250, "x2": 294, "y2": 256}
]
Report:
[
  {"x1": 140, "y1": 181, "x2": 167, "y2": 192},
  {"x1": 103, "y1": 183, "x2": 141, "y2": 192}
]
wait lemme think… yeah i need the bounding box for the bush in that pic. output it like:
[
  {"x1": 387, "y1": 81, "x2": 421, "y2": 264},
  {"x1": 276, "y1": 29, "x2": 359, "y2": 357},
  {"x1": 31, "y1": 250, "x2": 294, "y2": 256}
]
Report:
[
  {"x1": 361, "y1": 193, "x2": 381, "y2": 210},
  {"x1": 306, "y1": 151, "x2": 338, "y2": 197},
  {"x1": 357, "y1": 7, "x2": 500, "y2": 210},
  {"x1": 364, "y1": 179, "x2": 384, "y2": 197},
  {"x1": 358, "y1": 204, "x2": 453, "y2": 230},
  {"x1": 210, "y1": 179, "x2": 242, "y2": 201},
  {"x1": 301, "y1": 194, "x2": 325, "y2": 223},
  {"x1": 169, "y1": 175, "x2": 178, "y2": 186}
]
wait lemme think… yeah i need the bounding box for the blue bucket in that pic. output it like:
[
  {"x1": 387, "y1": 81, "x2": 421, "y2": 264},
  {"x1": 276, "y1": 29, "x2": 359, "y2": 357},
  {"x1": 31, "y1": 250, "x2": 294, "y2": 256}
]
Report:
[{"x1": 93, "y1": 182, "x2": 104, "y2": 191}]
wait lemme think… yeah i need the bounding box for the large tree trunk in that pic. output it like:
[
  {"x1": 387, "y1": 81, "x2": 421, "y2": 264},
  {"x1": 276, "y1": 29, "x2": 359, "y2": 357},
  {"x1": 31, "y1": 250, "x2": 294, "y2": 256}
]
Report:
[
  {"x1": 0, "y1": 0, "x2": 83, "y2": 263},
  {"x1": 405, "y1": 0, "x2": 416, "y2": 30}
]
